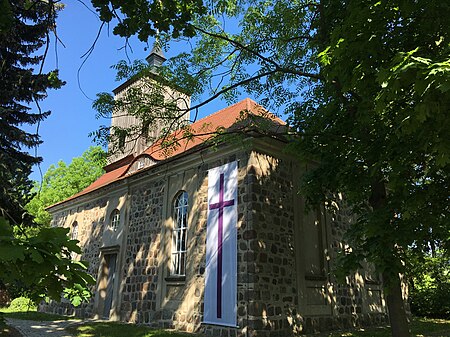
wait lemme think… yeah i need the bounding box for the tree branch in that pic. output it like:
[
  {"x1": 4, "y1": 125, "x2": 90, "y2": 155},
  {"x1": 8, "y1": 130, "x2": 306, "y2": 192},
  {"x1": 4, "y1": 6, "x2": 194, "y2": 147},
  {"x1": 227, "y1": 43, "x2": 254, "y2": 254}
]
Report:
[{"x1": 192, "y1": 25, "x2": 322, "y2": 80}]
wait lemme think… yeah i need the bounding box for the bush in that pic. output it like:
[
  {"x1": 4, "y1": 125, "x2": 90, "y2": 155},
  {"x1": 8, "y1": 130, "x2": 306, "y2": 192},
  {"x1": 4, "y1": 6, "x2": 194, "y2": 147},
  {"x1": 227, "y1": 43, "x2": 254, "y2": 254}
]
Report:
[
  {"x1": 8, "y1": 297, "x2": 36, "y2": 312},
  {"x1": 408, "y1": 251, "x2": 450, "y2": 319},
  {"x1": 410, "y1": 277, "x2": 450, "y2": 319}
]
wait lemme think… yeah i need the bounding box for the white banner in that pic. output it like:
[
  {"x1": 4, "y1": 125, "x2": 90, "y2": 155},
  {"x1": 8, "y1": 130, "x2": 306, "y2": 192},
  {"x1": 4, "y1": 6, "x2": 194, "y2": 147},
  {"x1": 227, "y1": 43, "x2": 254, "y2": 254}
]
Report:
[{"x1": 203, "y1": 161, "x2": 238, "y2": 327}]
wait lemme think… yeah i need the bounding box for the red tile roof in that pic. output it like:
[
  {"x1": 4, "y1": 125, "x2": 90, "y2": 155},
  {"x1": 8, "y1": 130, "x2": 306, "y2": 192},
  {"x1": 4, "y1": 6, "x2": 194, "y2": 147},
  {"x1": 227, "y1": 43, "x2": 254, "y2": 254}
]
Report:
[
  {"x1": 47, "y1": 98, "x2": 285, "y2": 209},
  {"x1": 144, "y1": 97, "x2": 285, "y2": 160}
]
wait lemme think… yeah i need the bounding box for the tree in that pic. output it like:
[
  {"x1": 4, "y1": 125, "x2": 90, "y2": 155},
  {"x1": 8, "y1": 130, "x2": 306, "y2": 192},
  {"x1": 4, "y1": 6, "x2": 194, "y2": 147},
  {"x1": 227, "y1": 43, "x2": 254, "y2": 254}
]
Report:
[
  {"x1": 90, "y1": 1, "x2": 449, "y2": 336},
  {"x1": 26, "y1": 146, "x2": 106, "y2": 226},
  {"x1": 290, "y1": 3, "x2": 449, "y2": 336},
  {"x1": 0, "y1": 0, "x2": 95, "y2": 311},
  {"x1": 0, "y1": 0, "x2": 64, "y2": 225}
]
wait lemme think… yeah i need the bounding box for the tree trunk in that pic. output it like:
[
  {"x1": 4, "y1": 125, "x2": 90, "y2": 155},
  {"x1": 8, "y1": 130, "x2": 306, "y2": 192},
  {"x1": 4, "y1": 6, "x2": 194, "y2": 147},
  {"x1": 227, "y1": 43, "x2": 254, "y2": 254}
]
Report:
[
  {"x1": 370, "y1": 179, "x2": 411, "y2": 337},
  {"x1": 383, "y1": 272, "x2": 411, "y2": 337}
]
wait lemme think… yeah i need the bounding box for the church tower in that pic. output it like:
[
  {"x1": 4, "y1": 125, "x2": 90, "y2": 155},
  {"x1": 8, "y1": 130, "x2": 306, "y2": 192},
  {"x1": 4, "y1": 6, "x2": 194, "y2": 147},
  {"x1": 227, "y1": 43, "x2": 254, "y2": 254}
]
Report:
[{"x1": 107, "y1": 42, "x2": 191, "y2": 164}]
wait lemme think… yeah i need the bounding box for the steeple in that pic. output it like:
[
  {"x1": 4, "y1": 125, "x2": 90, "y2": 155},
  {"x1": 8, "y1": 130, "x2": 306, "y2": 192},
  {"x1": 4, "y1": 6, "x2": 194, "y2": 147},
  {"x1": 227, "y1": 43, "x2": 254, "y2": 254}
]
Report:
[
  {"x1": 146, "y1": 39, "x2": 166, "y2": 69},
  {"x1": 107, "y1": 37, "x2": 190, "y2": 165}
]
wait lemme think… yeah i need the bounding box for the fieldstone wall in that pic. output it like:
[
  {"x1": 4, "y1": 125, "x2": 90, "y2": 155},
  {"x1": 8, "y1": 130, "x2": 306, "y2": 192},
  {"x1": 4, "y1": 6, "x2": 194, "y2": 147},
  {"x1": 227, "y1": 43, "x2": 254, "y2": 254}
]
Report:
[
  {"x1": 41, "y1": 197, "x2": 109, "y2": 317},
  {"x1": 302, "y1": 196, "x2": 389, "y2": 333},
  {"x1": 237, "y1": 151, "x2": 300, "y2": 337},
  {"x1": 119, "y1": 179, "x2": 165, "y2": 323},
  {"x1": 237, "y1": 151, "x2": 388, "y2": 336},
  {"x1": 43, "y1": 144, "x2": 389, "y2": 336}
]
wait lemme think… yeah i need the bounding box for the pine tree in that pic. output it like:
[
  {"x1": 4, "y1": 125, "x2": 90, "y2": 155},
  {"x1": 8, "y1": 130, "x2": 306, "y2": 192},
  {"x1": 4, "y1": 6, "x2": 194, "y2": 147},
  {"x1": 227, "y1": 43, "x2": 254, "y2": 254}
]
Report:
[{"x1": 0, "y1": 0, "x2": 64, "y2": 225}]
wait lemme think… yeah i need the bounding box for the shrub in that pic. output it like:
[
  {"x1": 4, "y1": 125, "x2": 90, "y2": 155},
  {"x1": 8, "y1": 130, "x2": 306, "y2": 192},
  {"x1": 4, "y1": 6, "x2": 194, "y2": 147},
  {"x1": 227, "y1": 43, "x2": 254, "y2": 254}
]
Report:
[
  {"x1": 408, "y1": 251, "x2": 450, "y2": 319},
  {"x1": 8, "y1": 297, "x2": 36, "y2": 312},
  {"x1": 410, "y1": 277, "x2": 450, "y2": 319}
]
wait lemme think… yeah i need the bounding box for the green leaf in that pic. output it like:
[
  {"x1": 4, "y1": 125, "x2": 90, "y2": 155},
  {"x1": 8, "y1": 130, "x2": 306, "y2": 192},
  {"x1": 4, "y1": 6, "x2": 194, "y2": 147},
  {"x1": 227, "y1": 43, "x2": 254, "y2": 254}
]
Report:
[
  {"x1": 29, "y1": 249, "x2": 44, "y2": 263},
  {"x1": 0, "y1": 244, "x2": 25, "y2": 261}
]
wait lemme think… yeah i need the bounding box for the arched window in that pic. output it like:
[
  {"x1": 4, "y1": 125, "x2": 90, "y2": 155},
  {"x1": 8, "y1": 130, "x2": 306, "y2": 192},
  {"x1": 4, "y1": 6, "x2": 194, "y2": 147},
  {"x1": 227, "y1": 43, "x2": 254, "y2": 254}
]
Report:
[
  {"x1": 110, "y1": 209, "x2": 120, "y2": 232},
  {"x1": 71, "y1": 221, "x2": 78, "y2": 240},
  {"x1": 171, "y1": 191, "x2": 188, "y2": 276}
]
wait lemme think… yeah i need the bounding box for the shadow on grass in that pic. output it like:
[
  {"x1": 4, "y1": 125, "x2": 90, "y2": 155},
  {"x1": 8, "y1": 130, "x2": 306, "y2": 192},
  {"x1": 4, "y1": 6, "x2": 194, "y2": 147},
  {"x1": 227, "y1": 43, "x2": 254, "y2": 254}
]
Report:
[
  {"x1": 411, "y1": 317, "x2": 450, "y2": 336},
  {"x1": 66, "y1": 322, "x2": 198, "y2": 337},
  {"x1": 305, "y1": 318, "x2": 450, "y2": 337}
]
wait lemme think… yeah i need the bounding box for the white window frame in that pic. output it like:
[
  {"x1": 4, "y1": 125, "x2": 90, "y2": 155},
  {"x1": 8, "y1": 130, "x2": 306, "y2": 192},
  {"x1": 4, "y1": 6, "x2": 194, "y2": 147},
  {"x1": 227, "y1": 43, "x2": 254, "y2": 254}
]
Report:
[
  {"x1": 110, "y1": 209, "x2": 120, "y2": 232},
  {"x1": 171, "y1": 191, "x2": 188, "y2": 276}
]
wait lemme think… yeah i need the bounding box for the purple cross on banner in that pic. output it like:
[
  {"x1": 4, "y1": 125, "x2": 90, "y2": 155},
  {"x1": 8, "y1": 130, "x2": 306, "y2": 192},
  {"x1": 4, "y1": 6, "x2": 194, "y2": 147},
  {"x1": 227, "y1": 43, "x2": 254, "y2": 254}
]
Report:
[
  {"x1": 204, "y1": 161, "x2": 238, "y2": 327},
  {"x1": 209, "y1": 173, "x2": 235, "y2": 318}
]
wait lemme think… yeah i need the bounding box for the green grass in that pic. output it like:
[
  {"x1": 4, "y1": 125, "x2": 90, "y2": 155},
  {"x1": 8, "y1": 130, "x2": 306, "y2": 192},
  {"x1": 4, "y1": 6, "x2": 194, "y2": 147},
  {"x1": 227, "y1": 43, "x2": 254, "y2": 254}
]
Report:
[
  {"x1": 0, "y1": 307, "x2": 73, "y2": 321},
  {"x1": 67, "y1": 318, "x2": 450, "y2": 337},
  {"x1": 2, "y1": 311, "x2": 449, "y2": 337},
  {"x1": 411, "y1": 318, "x2": 450, "y2": 336},
  {"x1": 66, "y1": 322, "x2": 197, "y2": 337},
  {"x1": 318, "y1": 317, "x2": 450, "y2": 337}
]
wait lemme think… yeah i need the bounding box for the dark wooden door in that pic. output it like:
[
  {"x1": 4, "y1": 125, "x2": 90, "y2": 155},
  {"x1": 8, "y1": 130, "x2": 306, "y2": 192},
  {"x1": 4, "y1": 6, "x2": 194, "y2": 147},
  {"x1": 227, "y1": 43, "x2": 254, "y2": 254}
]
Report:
[{"x1": 103, "y1": 253, "x2": 117, "y2": 318}]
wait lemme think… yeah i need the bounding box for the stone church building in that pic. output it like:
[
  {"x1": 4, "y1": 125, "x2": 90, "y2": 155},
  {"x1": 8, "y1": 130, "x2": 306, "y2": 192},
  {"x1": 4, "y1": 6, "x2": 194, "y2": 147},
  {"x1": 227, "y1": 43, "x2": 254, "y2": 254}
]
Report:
[{"x1": 43, "y1": 47, "x2": 388, "y2": 336}]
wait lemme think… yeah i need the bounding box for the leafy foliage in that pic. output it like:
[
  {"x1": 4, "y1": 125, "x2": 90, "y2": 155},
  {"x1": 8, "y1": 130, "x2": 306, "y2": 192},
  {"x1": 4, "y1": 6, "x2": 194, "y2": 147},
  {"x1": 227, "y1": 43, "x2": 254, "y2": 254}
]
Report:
[
  {"x1": 0, "y1": 216, "x2": 95, "y2": 306},
  {"x1": 8, "y1": 297, "x2": 36, "y2": 312},
  {"x1": 291, "y1": 0, "x2": 450, "y2": 281},
  {"x1": 91, "y1": 0, "x2": 206, "y2": 40},
  {"x1": 408, "y1": 251, "x2": 450, "y2": 319},
  {"x1": 26, "y1": 147, "x2": 106, "y2": 226}
]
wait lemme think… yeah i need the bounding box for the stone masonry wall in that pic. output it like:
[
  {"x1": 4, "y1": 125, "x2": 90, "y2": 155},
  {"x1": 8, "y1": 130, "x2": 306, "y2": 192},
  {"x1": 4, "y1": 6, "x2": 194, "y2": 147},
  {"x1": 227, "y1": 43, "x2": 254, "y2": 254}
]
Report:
[
  {"x1": 119, "y1": 179, "x2": 165, "y2": 323},
  {"x1": 235, "y1": 151, "x2": 299, "y2": 337},
  {"x1": 43, "y1": 144, "x2": 388, "y2": 335},
  {"x1": 323, "y1": 196, "x2": 388, "y2": 331},
  {"x1": 241, "y1": 151, "x2": 388, "y2": 335},
  {"x1": 42, "y1": 197, "x2": 109, "y2": 317}
]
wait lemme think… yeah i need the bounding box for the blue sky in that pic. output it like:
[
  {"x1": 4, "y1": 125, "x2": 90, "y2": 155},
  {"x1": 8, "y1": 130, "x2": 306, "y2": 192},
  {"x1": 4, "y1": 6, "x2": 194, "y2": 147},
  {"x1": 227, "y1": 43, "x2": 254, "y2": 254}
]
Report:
[{"x1": 28, "y1": 1, "x2": 233, "y2": 182}]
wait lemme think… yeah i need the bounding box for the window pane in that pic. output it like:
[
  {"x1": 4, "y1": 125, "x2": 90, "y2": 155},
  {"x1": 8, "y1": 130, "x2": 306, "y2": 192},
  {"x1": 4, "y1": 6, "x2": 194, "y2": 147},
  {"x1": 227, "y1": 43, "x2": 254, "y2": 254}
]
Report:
[
  {"x1": 171, "y1": 192, "x2": 188, "y2": 276},
  {"x1": 176, "y1": 230, "x2": 181, "y2": 251},
  {"x1": 180, "y1": 252, "x2": 185, "y2": 275},
  {"x1": 181, "y1": 229, "x2": 187, "y2": 251},
  {"x1": 110, "y1": 209, "x2": 120, "y2": 231}
]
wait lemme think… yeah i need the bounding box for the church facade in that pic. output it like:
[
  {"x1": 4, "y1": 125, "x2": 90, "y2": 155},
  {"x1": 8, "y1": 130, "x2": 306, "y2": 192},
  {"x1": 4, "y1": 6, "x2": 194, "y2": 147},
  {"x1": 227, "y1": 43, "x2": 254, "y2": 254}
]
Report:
[{"x1": 43, "y1": 50, "x2": 388, "y2": 336}]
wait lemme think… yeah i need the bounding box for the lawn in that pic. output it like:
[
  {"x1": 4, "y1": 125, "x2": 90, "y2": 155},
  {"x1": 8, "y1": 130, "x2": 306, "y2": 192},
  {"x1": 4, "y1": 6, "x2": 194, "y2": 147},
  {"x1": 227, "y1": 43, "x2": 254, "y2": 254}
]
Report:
[
  {"x1": 1, "y1": 310, "x2": 449, "y2": 337},
  {"x1": 0, "y1": 307, "x2": 73, "y2": 321},
  {"x1": 319, "y1": 318, "x2": 450, "y2": 337},
  {"x1": 66, "y1": 318, "x2": 450, "y2": 337},
  {"x1": 66, "y1": 322, "x2": 197, "y2": 337}
]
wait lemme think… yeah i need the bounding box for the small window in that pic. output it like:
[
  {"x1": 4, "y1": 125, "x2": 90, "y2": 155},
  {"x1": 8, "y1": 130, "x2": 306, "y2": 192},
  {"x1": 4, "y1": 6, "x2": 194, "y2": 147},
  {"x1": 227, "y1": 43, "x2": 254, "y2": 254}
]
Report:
[
  {"x1": 71, "y1": 221, "x2": 78, "y2": 240},
  {"x1": 171, "y1": 191, "x2": 188, "y2": 276},
  {"x1": 110, "y1": 209, "x2": 120, "y2": 231},
  {"x1": 118, "y1": 133, "x2": 126, "y2": 150},
  {"x1": 71, "y1": 222, "x2": 79, "y2": 260}
]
